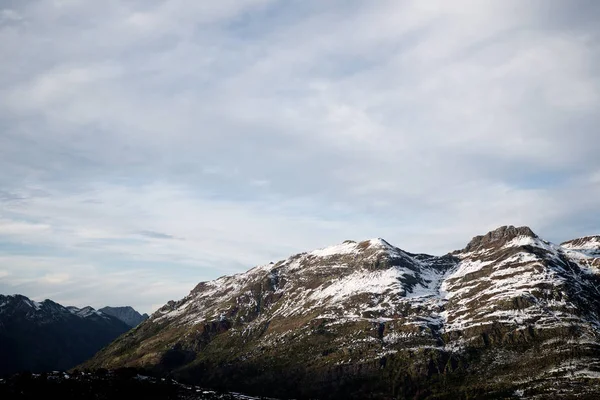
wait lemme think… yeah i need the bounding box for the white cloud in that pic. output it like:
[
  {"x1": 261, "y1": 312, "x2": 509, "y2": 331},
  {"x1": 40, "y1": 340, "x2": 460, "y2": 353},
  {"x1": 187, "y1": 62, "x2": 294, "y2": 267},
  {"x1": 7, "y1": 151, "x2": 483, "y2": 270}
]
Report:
[
  {"x1": 5, "y1": 63, "x2": 123, "y2": 112},
  {"x1": 41, "y1": 272, "x2": 70, "y2": 284},
  {"x1": 0, "y1": 220, "x2": 51, "y2": 236},
  {"x1": 0, "y1": 9, "x2": 22, "y2": 22},
  {"x1": 0, "y1": 255, "x2": 195, "y2": 313},
  {"x1": 0, "y1": 0, "x2": 598, "y2": 312}
]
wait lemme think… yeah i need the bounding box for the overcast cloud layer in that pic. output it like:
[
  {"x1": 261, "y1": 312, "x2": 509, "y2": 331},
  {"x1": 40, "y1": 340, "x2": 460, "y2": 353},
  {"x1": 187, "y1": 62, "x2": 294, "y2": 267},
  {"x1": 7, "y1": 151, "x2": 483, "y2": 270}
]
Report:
[{"x1": 1, "y1": 0, "x2": 599, "y2": 313}]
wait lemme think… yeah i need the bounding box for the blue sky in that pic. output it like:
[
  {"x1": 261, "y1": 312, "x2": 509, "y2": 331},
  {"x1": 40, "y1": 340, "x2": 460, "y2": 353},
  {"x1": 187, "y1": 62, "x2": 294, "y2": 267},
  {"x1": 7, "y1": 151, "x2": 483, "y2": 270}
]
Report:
[{"x1": 1, "y1": 0, "x2": 599, "y2": 313}]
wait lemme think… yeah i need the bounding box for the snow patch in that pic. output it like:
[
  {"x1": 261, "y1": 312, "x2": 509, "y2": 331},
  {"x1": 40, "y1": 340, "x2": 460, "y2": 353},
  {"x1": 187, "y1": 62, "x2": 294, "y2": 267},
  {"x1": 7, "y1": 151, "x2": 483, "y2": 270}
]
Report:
[
  {"x1": 308, "y1": 268, "x2": 408, "y2": 303},
  {"x1": 562, "y1": 236, "x2": 600, "y2": 251},
  {"x1": 310, "y1": 241, "x2": 360, "y2": 257},
  {"x1": 447, "y1": 259, "x2": 493, "y2": 279}
]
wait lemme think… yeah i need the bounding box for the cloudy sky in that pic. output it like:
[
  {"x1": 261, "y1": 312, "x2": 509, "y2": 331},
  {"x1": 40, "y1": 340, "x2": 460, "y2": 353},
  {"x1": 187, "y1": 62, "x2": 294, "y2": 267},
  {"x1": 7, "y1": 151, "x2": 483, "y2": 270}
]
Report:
[{"x1": 1, "y1": 0, "x2": 599, "y2": 313}]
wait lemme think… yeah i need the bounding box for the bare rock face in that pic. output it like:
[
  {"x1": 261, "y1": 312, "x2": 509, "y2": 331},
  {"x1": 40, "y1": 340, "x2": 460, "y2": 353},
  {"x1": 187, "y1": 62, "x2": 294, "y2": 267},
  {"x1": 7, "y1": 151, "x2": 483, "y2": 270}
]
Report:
[
  {"x1": 99, "y1": 306, "x2": 148, "y2": 328},
  {"x1": 462, "y1": 225, "x2": 538, "y2": 253},
  {"x1": 82, "y1": 227, "x2": 600, "y2": 399}
]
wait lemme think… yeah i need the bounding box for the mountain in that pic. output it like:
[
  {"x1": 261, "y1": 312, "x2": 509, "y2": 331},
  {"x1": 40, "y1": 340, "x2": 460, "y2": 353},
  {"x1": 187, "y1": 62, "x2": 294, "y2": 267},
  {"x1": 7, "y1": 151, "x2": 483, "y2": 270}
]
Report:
[
  {"x1": 0, "y1": 295, "x2": 131, "y2": 375},
  {"x1": 99, "y1": 306, "x2": 149, "y2": 327},
  {"x1": 82, "y1": 226, "x2": 600, "y2": 399},
  {"x1": 561, "y1": 235, "x2": 600, "y2": 270}
]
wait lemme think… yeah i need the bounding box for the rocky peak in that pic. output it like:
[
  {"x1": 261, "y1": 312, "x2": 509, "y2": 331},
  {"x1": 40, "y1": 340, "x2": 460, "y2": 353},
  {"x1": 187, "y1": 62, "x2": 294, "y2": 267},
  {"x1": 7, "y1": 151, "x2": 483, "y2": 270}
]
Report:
[
  {"x1": 307, "y1": 238, "x2": 401, "y2": 262},
  {"x1": 561, "y1": 235, "x2": 600, "y2": 269},
  {"x1": 40, "y1": 299, "x2": 69, "y2": 315},
  {"x1": 74, "y1": 306, "x2": 103, "y2": 318},
  {"x1": 2, "y1": 295, "x2": 108, "y2": 321},
  {"x1": 561, "y1": 235, "x2": 600, "y2": 250},
  {"x1": 99, "y1": 306, "x2": 148, "y2": 327},
  {"x1": 462, "y1": 225, "x2": 538, "y2": 253},
  {"x1": 0, "y1": 295, "x2": 48, "y2": 317}
]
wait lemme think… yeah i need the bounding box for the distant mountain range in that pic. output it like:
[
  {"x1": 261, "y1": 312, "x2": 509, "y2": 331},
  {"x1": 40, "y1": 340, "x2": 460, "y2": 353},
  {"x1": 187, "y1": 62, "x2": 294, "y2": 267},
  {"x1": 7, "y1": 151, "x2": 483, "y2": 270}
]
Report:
[
  {"x1": 99, "y1": 306, "x2": 148, "y2": 327},
  {"x1": 0, "y1": 295, "x2": 144, "y2": 375},
  {"x1": 82, "y1": 226, "x2": 600, "y2": 399}
]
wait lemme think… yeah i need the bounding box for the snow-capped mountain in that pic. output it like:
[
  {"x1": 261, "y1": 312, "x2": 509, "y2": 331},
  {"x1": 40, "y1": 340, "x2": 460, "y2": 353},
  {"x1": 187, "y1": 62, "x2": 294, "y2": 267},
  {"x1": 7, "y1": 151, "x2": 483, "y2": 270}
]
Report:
[
  {"x1": 83, "y1": 226, "x2": 600, "y2": 399},
  {"x1": 99, "y1": 306, "x2": 149, "y2": 327},
  {"x1": 444, "y1": 226, "x2": 600, "y2": 339},
  {"x1": 561, "y1": 235, "x2": 600, "y2": 270},
  {"x1": 0, "y1": 295, "x2": 134, "y2": 375}
]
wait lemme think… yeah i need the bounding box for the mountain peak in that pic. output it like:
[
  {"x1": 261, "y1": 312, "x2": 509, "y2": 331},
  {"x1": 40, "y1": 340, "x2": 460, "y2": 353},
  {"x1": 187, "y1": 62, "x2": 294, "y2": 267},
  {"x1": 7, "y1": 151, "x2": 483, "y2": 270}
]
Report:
[
  {"x1": 308, "y1": 237, "x2": 397, "y2": 258},
  {"x1": 561, "y1": 235, "x2": 600, "y2": 264},
  {"x1": 561, "y1": 235, "x2": 600, "y2": 250},
  {"x1": 99, "y1": 306, "x2": 148, "y2": 327},
  {"x1": 367, "y1": 237, "x2": 394, "y2": 248},
  {"x1": 463, "y1": 225, "x2": 538, "y2": 253}
]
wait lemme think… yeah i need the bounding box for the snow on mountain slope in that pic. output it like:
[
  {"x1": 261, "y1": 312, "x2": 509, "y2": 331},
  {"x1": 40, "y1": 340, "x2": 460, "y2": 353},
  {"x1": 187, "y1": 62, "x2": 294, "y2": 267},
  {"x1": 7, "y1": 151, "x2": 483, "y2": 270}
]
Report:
[
  {"x1": 0, "y1": 295, "x2": 114, "y2": 323},
  {"x1": 151, "y1": 238, "x2": 455, "y2": 335},
  {"x1": 441, "y1": 227, "x2": 600, "y2": 343},
  {"x1": 84, "y1": 226, "x2": 600, "y2": 399},
  {"x1": 71, "y1": 306, "x2": 110, "y2": 319},
  {"x1": 561, "y1": 235, "x2": 600, "y2": 271},
  {"x1": 562, "y1": 235, "x2": 600, "y2": 252},
  {"x1": 148, "y1": 227, "x2": 600, "y2": 345}
]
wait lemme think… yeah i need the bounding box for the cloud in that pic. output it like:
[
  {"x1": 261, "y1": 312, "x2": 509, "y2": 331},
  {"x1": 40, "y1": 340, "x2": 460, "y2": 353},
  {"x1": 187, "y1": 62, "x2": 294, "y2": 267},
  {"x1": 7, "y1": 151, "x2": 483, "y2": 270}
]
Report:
[
  {"x1": 41, "y1": 272, "x2": 70, "y2": 284},
  {"x1": 0, "y1": 255, "x2": 194, "y2": 313},
  {"x1": 0, "y1": 0, "x2": 599, "y2": 313},
  {"x1": 0, "y1": 219, "x2": 51, "y2": 236},
  {"x1": 137, "y1": 231, "x2": 177, "y2": 240}
]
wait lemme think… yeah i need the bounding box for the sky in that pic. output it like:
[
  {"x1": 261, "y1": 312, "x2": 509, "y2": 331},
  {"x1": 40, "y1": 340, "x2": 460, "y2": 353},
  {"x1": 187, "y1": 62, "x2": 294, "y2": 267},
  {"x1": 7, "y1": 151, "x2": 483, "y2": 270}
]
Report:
[{"x1": 1, "y1": 0, "x2": 599, "y2": 314}]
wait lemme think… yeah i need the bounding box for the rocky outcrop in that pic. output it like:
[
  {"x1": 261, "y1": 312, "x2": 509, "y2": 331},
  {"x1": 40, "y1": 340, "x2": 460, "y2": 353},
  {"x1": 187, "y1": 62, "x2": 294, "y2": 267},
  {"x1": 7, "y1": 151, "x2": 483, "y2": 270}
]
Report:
[
  {"x1": 462, "y1": 225, "x2": 538, "y2": 253},
  {"x1": 99, "y1": 306, "x2": 148, "y2": 328}
]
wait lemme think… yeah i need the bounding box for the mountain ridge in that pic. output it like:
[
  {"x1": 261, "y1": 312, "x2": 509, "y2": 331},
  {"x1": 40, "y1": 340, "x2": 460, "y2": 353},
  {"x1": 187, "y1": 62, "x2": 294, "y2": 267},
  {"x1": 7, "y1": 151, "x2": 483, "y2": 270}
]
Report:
[
  {"x1": 0, "y1": 294, "x2": 144, "y2": 375},
  {"x1": 99, "y1": 306, "x2": 149, "y2": 327},
  {"x1": 79, "y1": 225, "x2": 600, "y2": 398}
]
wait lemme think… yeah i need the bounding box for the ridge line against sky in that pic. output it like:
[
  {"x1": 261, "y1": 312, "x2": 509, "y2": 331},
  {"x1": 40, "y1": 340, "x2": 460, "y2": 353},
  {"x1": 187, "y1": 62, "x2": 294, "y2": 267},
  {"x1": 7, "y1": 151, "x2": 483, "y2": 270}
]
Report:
[{"x1": 0, "y1": 0, "x2": 599, "y2": 313}]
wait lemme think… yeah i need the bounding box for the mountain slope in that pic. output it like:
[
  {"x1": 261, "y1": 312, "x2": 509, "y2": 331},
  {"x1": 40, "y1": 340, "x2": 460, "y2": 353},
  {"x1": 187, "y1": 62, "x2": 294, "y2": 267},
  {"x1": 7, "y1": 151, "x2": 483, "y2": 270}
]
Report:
[
  {"x1": 83, "y1": 227, "x2": 600, "y2": 399},
  {"x1": 561, "y1": 235, "x2": 600, "y2": 270},
  {"x1": 99, "y1": 306, "x2": 149, "y2": 327},
  {"x1": 444, "y1": 226, "x2": 600, "y2": 338},
  {"x1": 0, "y1": 295, "x2": 132, "y2": 375}
]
